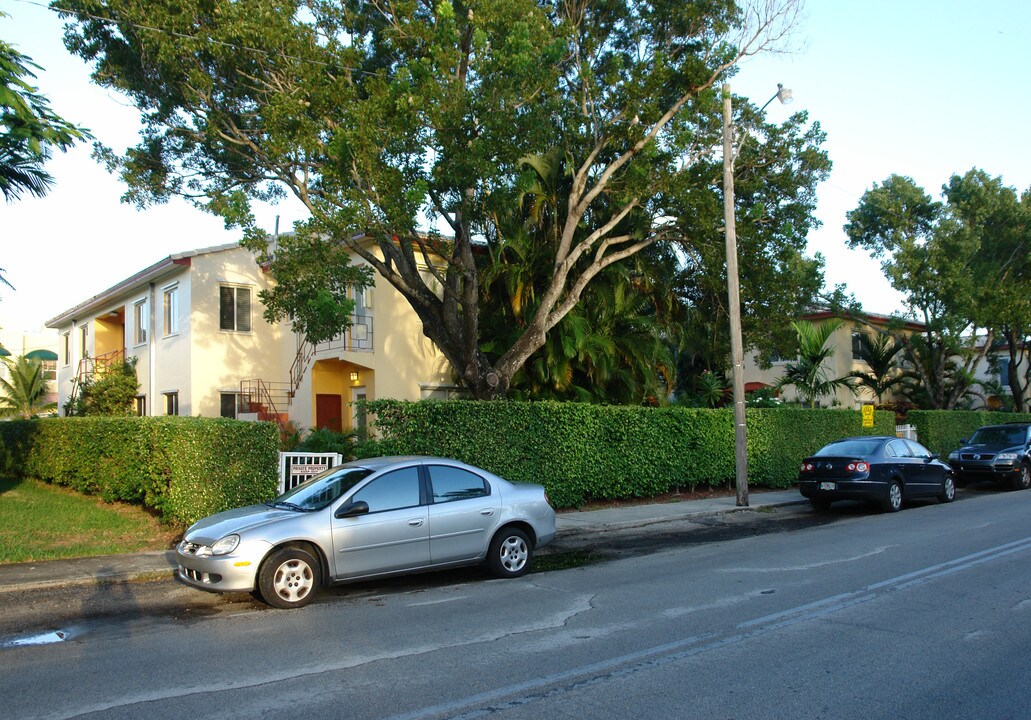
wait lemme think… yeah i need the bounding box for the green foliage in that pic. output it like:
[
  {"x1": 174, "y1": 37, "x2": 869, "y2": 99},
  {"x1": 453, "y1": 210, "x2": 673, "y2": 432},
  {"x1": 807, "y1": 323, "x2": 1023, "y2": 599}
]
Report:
[
  {"x1": 296, "y1": 427, "x2": 358, "y2": 459},
  {"x1": 58, "y1": 0, "x2": 812, "y2": 399},
  {"x1": 68, "y1": 358, "x2": 140, "y2": 416},
  {"x1": 848, "y1": 331, "x2": 904, "y2": 403},
  {"x1": 362, "y1": 400, "x2": 895, "y2": 508},
  {"x1": 0, "y1": 355, "x2": 55, "y2": 418},
  {"x1": 776, "y1": 319, "x2": 855, "y2": 407},
  {"x1": 908, "y1": 410, "x2": 1031, "y2": 460},
  {"x1": 0, "y1": 417, "x2": 279, "y2": 525},
  {"x1": 1, "y1": 14, "x2": 90, "y2": 202}
]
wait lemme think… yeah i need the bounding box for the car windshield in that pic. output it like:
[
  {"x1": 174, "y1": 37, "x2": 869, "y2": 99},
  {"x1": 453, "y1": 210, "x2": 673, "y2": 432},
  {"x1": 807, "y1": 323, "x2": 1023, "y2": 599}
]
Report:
[
  {"x1": 271, "y1": 467, "x2": 374, "y2": 511},
  {"x1": 814, "y1": 440, "x2": 883, "y2": 458},
  {"x1": 968, "y1": 427, "x2": 1028, "y2": 447}
]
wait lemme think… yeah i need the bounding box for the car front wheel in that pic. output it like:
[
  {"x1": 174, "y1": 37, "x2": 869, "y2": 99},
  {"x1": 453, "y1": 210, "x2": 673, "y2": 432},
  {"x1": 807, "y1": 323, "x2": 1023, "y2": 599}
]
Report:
[
  {"x1": 939, "y1": 475, "x2": 956, "y2": 503},
  {"x1": 882, "y1": 479, "x2": 903, "y2": 513},
  {"x1": 487, "y1": 528, "x2": 532, "y2": 578},
  {"x1": 258, "y1": 547, "x2": 321, "y2": 609},
  {"x1": 1012, "y1": 463, "x2": 1031, "y2": 491}
]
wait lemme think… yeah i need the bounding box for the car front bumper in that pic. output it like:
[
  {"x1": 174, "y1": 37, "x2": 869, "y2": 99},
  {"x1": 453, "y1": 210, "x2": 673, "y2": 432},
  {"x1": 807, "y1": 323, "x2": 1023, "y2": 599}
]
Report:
[
  {"x1": 948, "y1": 461, "x2": 1022, "y2": 480},
  {"x1": 175, "y1": 539, "x2": 273, "y2": 593}
]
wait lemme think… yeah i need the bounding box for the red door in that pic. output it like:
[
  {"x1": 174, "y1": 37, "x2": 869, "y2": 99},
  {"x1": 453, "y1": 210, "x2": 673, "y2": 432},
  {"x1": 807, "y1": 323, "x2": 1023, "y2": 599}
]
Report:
[{"x1": 315, "y1": 394, "x2": 343, "y2": 432}]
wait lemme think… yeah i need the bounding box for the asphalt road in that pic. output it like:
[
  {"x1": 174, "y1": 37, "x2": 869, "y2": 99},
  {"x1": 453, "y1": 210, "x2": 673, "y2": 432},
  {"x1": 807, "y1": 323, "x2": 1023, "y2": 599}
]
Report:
[{"x1": 3, "y1": 489, "x2": 1030, "y2": 720}]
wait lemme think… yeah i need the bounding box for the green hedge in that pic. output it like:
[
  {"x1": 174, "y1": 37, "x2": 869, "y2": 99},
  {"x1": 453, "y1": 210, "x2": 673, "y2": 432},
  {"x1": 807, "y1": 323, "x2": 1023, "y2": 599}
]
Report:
[
  {"x1": 361, "y1": 400, "x2": 895, "y2": 508},
  {"x1": 909, "y1": 410, "x2": 1031, "y2": 459},
  {"x1": 0, "y1": 417, "x2": 279, "y2": 525}
]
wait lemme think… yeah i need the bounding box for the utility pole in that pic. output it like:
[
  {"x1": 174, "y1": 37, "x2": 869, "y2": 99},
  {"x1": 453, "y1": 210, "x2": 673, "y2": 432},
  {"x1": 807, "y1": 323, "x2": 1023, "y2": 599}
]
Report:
[{"x1": 722, "y1": 85, "x2": 749, "y2": 507}]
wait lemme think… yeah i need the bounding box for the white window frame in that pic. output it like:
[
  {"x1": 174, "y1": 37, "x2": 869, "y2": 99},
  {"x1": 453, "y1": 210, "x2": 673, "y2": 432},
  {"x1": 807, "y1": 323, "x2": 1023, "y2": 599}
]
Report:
[
  {"x1": 163, "y1": 282, "x2": 179, "y2": 337},
  {"x1": 133, "y1": 298, "x2": 148, "y2": 346},
  {"x1": 219, "y1": 285, "x2": 252, "y2": 333}
]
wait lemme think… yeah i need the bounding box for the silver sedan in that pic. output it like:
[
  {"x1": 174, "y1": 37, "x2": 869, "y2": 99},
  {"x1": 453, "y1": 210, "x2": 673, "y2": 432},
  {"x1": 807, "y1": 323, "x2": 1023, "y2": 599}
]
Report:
[{"x1": 175, "y1": 456, "x2": 556, "y2": 608}]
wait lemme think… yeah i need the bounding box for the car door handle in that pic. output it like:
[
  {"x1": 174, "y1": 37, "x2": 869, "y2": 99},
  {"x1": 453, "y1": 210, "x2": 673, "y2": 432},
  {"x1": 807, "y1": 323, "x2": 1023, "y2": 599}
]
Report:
[
  {"x1": 408, "y1": 519, "x2": 424, "y2": 527},
  {"x1": 480, "y1": 509, "x2": 495, "y2": 516}
]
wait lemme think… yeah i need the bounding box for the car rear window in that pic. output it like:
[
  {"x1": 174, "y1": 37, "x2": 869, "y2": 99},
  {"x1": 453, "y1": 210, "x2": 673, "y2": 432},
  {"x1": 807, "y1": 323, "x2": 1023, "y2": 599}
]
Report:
[{"x1": 814, "y1": 440, "x2": 883, "y2": 457}]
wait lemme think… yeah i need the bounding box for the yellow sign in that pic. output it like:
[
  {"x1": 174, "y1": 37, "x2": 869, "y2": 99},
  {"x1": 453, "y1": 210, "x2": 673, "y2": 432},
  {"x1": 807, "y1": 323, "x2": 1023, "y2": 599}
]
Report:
[{"x1": 861, "y1": 405, "x2": 875, "y2": 428}]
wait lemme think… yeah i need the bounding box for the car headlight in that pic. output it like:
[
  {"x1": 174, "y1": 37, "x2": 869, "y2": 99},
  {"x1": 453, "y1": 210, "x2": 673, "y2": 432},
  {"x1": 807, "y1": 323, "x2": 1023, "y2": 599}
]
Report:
[
  {"x1": 948, "y1": 451, "x2": 959, "y2": 460},
  {"x1": 996, "y1": 452, "x2": 1018, "y2": 462},
  {"x1": 211, "y1": 535, "x2": 241, "y2": 556}
]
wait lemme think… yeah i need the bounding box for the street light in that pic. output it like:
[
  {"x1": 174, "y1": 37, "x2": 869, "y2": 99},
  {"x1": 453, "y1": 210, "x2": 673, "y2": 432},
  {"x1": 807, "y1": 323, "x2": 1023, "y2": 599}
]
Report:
[{"x1": 721, "y1": 82, "x2": 792, "y2": 508}]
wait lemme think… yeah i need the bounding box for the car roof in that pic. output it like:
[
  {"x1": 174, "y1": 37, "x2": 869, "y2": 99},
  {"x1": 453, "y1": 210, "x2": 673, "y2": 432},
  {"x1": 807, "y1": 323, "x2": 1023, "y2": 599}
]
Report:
[{"x1": 343, "y1": 455, "x2": 469, "y2": 471}]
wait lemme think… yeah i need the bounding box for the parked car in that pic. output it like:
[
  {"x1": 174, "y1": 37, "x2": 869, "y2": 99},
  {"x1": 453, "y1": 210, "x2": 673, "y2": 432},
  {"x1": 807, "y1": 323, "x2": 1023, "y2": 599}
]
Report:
[
  {"x1": 175, "y1": 456, "x2": 556, "y2": 609},
  {"x1": 798, "y1": 436, "x2": 955, "y2": 513},
  {"x1": 947, "y1": 423, "x2": 1031, "y2": 490}
]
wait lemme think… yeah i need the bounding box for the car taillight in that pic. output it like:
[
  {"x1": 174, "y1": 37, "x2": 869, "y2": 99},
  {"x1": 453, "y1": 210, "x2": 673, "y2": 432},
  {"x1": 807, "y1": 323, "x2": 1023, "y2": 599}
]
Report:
[
  {"x1": 800, "y1": 462, "x2": 814, "y2": 472},
  {"x1": 847, "y1": 462, "x2": 869, "y2": 473}
]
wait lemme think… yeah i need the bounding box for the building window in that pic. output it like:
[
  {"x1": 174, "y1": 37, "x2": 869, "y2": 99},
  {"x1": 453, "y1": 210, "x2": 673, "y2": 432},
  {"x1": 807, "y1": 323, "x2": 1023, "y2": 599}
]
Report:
[
  {"x1": 851, "y1": 332, "x2": 864, "y2": 360},
  {"x1": 79, "y1": 325, "x2": 88, "y2": 357},
  {"x1": 63, "y1": 332, "x2": 70, "y2": 365},
  {"x1": 219, "y1": 286, "x2": 251, "y2": 332},
  {"x1": 134, "y1": 395, "x2": 147, "y2": 417},
  {"x1": 999, "y1": 357, "x2": 1012, "y2": 389},
  {"x1": 134, "y1": 299, "x2": 148, "y2": 345},
  {"x1": 220, "y1": 393, "x2": 238, "y2": 419},
  {"x1": 163, "y1": 284, "x2": 179, "y2": 336},
  {"x1": 163, "y1": 391, "x2": 179, "y2": 416}
]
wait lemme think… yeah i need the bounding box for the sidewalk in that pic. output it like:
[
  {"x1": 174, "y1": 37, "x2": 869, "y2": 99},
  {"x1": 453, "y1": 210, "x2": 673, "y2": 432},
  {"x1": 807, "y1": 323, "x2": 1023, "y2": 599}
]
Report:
[{"x1": 0, "y1": 489, "x2": 805, "y2": 595}]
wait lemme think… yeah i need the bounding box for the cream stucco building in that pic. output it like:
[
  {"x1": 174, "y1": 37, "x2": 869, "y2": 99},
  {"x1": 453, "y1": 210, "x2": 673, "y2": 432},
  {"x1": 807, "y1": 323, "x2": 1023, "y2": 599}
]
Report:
[{"x1": 45, "y1": 242, "x2": 454, "y2": 433}]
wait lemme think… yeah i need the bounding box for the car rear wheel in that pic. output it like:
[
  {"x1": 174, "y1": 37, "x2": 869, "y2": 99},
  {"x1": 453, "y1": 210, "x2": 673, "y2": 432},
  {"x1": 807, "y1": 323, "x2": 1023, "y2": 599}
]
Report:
[
  {"x1": 487, "y1": 528, "x2": 532, "y2": 578},
  {"x1": 882, "y1": 479, "x2": 903, "y2": 513},
  {"x1": 258, "y1": 547, "x2": 321, "y2": 609},
  {"x1": 939, "y1": 475, "x2": 956, "y2": 503},
  {"x1": 1011, "y1": 463, "x2": 1031, "y2": 491}
]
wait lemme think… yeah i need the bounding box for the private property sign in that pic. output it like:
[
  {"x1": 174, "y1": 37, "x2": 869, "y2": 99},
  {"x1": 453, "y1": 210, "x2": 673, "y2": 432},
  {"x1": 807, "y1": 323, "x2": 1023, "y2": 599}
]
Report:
[
  {"x1": 862, "y1": 405, "x2": 875, "y2": 428},
  {"x1": 278, "y1": 452, "x2": 344, "y2": 493}
]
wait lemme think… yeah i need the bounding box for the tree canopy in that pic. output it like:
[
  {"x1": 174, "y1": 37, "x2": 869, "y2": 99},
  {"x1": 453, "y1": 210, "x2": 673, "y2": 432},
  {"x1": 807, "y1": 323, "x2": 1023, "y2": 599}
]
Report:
[
  {"x1": 59, "y1": 0, "x2": 818, "y2": 398},
  {"x1": 845, "y1": 170, "x2": 1030, "y2": 410}
]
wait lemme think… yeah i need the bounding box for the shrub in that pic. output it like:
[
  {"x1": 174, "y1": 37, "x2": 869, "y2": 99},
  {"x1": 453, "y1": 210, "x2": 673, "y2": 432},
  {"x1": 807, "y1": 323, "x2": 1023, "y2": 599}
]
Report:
[
  {"x1": 0, "y1": 416, "x2": 279, "y2": 525},
  {"x1": 363, "y1": 400, "x2": 895, "y2": 508}
]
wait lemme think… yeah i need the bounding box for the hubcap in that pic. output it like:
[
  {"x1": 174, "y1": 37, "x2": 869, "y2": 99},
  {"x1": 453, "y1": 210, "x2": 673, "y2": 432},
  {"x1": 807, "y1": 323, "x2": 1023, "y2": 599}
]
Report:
[
  {"x1": 499, "y1": 536, "x2": 528, "y2": 573},
  {"x1": 944, "y1": 477, "x2": 955, "y2": 500},
  {"x1": 273, "y1": 559, "x2": 313, "y2": 603},
  {"x1": 889, "y1": 484, "x2": 902, "y2": 510},
  {"x1": 1021, "y1": 467, "x2": 1030, "y2": 489}
]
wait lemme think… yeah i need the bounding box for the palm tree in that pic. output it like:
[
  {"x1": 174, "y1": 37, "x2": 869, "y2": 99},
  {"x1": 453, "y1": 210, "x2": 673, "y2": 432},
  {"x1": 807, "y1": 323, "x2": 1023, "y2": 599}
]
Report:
[
  {"x1": 776, "y1": 319, "x2": 855, "y2": 408},
  {"x1": 0, "y1": 355, "x2": 56, "y2": 418},
  {"x1": 848, "y1": 331, "x2": 904, "y2": 403}
]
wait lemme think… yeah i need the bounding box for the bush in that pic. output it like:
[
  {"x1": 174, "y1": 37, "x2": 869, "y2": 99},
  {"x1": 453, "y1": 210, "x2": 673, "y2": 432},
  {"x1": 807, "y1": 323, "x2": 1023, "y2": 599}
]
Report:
[
  {"x1": 0, "y1": 416, "x2": 279, "y2": 525},
  {"x1": 909, "y1": 410, "x2": 1031, "y2": 459},
  {"x1": 363, "y1": 400, "x2": 895, "y2": 508}
]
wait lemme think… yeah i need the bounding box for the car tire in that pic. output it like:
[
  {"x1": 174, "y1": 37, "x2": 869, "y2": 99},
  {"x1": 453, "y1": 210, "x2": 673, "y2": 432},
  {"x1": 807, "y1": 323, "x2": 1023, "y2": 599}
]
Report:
[
  {"x1": 257, "y1": 547, "x2": 321, "y2": 609},
  {"x1": 882, "y1": 479, "x2": 903, "y2": 513},
  {"x1": 939, "y1": 475, "x2": 956, "y2": 503},
  {"x1": 810, "y1": 498, "x2": 832, "y2": 512},
  {"x1": 487, "y1": 527, "x2": 533, "y2": 578},
  {"x1": 1011, "y1": 463, "x2": 1031, "y2": 491}
]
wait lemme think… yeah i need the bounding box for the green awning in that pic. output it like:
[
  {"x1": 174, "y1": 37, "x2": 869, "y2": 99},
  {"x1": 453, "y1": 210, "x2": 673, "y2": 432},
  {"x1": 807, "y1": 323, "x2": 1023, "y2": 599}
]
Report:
[
  {"x1": 25, "y1": 349, "x2": 58, "y2": 361},
  {"x1": 0, "y1": 347, "x2": 9, "y2": 357}
]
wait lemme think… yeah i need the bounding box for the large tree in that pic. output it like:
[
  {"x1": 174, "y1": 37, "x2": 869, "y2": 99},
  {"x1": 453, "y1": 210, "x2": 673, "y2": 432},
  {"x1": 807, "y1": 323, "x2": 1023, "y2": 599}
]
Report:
[
  {"x1": 845, "y1": 171, "x2": 1030, "y2": 410},
  {"x1": 60, "y1": 0, "x2": 803, "y2": 399}
]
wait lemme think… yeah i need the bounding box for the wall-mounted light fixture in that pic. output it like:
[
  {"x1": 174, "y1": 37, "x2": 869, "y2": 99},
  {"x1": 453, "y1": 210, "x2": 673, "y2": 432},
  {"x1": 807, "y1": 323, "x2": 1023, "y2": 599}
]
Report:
[{"x1": 350, "y1": 371, "x2": 359, "y2": 382}]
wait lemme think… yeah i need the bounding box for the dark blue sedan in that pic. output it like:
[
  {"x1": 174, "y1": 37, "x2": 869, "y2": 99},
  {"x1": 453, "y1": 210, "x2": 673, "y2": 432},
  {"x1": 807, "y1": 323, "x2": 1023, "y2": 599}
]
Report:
[{"x1": 798, "y1": 436, "x2": 956, "y2": 512}]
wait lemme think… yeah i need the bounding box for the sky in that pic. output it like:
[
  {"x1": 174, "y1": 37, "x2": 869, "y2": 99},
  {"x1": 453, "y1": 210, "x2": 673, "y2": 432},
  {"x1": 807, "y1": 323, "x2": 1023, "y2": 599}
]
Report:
[{"x1": 2, "y1": 0, "x2": 1030, "y2": 335}]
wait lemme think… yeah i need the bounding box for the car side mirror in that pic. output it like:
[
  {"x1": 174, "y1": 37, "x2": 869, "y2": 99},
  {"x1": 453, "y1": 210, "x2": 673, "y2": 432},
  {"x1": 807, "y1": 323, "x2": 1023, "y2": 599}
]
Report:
[
  {"x1": 335, "y1": 500, "x2": 370, "y2": 519},
  {"x1": 959, "y1": 438, "x2": 967, "y2": 445},
  {"x1": 928, "y1": 453, "x2": 939, "y2": 461}
]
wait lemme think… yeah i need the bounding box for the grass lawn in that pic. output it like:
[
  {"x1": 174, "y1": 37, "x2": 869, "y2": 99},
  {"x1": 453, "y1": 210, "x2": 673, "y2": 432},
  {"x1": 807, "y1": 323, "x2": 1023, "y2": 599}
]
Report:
[{"x1": 0, "y1": 477, "x2": 183, "y2": 565}]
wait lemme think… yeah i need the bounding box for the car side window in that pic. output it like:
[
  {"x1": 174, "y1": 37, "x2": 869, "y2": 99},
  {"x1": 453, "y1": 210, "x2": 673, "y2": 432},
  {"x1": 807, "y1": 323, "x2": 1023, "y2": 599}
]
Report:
[
  {"x1": 351, "y1": 467, "x2": 422, "y2": 513},
  {"x1": 904, "y1": 440, "x2": 930, "y2": 458},
  {"x1": 886, "y1": 440, "x2": 907, "y2": 458},
  {"x1": 428, "y1": 466, "x2": 489, "y2": 503}
]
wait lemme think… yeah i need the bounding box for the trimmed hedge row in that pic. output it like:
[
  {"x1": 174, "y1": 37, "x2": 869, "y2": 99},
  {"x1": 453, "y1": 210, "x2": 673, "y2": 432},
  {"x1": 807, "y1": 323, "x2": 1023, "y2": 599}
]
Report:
[
  {"x1": 361, "y1": 400, "x2": 896, "y2": 508},
  {"x1": 909, "y1": 410, "x2": 1031, "y2": 459},
  {"x1": 0, "y1": 417, "x2": 280, "y2": 525}
]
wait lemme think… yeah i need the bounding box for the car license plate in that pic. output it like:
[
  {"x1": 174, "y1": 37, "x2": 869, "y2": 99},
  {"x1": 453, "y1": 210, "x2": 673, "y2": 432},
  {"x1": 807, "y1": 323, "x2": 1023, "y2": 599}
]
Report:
[{"x1": 819, "y1": 482, "x2": 835, "y2": 491}]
